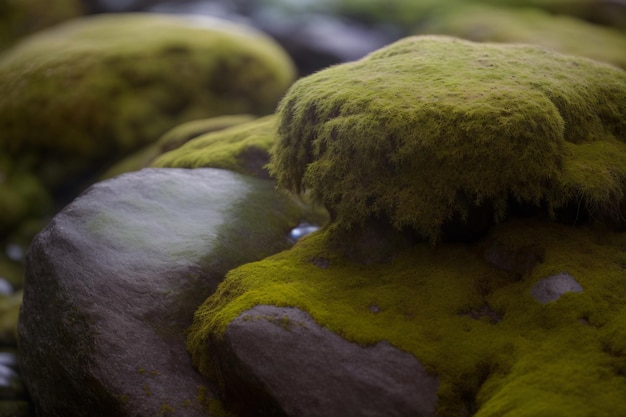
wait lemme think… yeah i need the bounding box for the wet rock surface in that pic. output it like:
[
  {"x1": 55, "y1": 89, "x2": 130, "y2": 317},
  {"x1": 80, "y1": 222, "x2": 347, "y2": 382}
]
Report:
[
  {"x1": 18, "y1": 168, "x2": 311, "y2": 417},
  {"x1": 213, "y1": 305, "x2": 439, "y2": 417}
]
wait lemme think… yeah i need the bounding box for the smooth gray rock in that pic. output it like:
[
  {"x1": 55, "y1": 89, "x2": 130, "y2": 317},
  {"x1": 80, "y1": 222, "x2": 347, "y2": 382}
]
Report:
[
  {"x1": 18, "y1": 168, "x2": 310, "y2": 417},
  {"x1": 212, "y1": 305, "x2": 439, "y2": 417},
  {"x1": 531, "y1": 272, "x2": 583, "y2": 304}
]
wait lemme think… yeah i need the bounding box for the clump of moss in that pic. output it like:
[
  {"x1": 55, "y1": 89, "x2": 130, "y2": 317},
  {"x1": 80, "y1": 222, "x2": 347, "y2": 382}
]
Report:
[
  {"x1": 269, "y1": 35, "x2": 626, "y2": 242},
  {"x1": 152, "y1": 115, "x2": 279, "y2": 179},
  {"x1": 419, "y1": 4, "x2": 626, "y2": 69},
  {"x1": 101, "y1": 114, "x2": 256, "y2": 179},
  {"x1": 187, "y1": 219, "x2": 626, "y2": 416},
  {"x1": 0, "y1": 13, "x2": 295, "y2": 197}
]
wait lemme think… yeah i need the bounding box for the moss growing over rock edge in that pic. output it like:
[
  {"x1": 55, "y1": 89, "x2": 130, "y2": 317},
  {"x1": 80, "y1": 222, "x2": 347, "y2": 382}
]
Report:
[{"x1": 187, "y1": 219, "x2": 626, "y2": 416}]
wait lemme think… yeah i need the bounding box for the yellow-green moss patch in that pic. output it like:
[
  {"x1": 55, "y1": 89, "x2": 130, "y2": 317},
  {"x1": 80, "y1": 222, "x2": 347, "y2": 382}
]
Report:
[
  {"x1": 152, "y1": 115, "x2": 279, "y2": 178},
  {"x1": 420, "y1": 4, "x2": 626, "y2": 69},
  {"x1": 188, "y1": 219, "x2": 626, "y2": 416},
  {"x1": 269, "y1": 35, "x2": 626, "y2": 242},
  {"x1": 102, "y1": 114, "x2": 256, "y2": 179}
]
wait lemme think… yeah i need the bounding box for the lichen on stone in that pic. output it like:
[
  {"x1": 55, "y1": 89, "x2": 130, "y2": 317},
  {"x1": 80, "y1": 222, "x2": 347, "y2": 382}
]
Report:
[{"x1": 268, "y1": 35, "x2": 626, "y2": 243}]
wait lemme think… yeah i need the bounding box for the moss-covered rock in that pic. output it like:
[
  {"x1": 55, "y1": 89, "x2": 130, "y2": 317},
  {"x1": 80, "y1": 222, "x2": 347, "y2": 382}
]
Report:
[
  {"x1": 478, "y1": 0, "x2": 626, "y2": 30},
  {"x1": 0, "y1": 0, "x2": 83, "y2": 51},
  {"x1": 152, "y1": 115, "x2": 279, "y2": 179},
  {"x1": 327, "y1": 0, "x2": 626, "y2": 31},
  {"x1": 102, "y1": 114, "x2": 256, "y2": 179},
  {"x1": 0, "y1": 13, "x2": 295, "y2": 199},
  {"x1": 269, "y1": 35, "x2": 626, "y2": 243},
  {"x1": 419, "y1": 4, "x2": 626, "y2": 69},
  {"x1": 187, "y1": 219, "x2": 626, "y2": 416}
]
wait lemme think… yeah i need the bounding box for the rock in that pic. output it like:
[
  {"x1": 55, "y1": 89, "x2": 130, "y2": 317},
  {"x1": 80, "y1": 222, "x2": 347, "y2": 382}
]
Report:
[
  {"x1": 531, "y1": 272, "x2": 583, "y2": 304},
  {"x1": 268, "y1": 35, "x2": 626, "y2": 245},
  {"x1": 419, "y1": 4, "x2": 626, "y2": 69},
  {"x1": 18, "y1": 167, "x2": 315, "y2": 417},
  {"x1": 484, "y1": 240, "x2": 545, "y2": 277},
  {"x1": 0, "y1": 13, "x2": 295, "y2": 203},
  {"x1": 210, "y1": 305, "x2": 439, "y2": 417},
  {"x1": 188, "y1": 219, "x2": 626, "y2": 416}
]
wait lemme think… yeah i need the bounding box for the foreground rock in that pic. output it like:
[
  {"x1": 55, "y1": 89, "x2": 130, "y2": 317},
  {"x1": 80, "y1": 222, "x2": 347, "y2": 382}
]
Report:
[
  {"x1": 211, "y1": 305, "x2": 439, "y2": 417},
  {"x1": 188, "y1": 220, "x2": 626, "y2": 417},
  {"x1": 19, "y1": 167, "x2": 316, "y2": 417}
]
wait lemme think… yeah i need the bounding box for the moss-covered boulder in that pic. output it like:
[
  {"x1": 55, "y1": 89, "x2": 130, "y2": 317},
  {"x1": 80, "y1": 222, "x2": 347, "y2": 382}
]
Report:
[
  {"x1": 269, "y1": 35, "x2": 626, "y2": 243},
  {"x1": 101, "y1": 114, "x2": 256, "y2": 179},
  {"x1": 187, "y1": 219, "x2": 626, "y2": 416},
  {"x1": 152, "y1": 115, "x2": 279, "y2": 178},
  {"x1": 419, "y1": 4, "x2": 626, "y2": 69},
  {"x1": 0, "y1": 0, "x2": 83, "y2": 50},
  {"x1": 0, "y1": 13, "x2": 295, "y2": 200}
]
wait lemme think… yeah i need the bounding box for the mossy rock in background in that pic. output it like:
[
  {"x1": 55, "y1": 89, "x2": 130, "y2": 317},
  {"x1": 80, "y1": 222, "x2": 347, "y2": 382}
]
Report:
[
  {"x1": 187, "y1": 219, "x2": 626, "y2": 416},
  {"x1": 269, "y1": 35, "x2": 626, "y2": 244},
  {"x1": 419, "y1": 4, "x2": 626, "y2": 69},
  {"x1": 153, "y1": 115, "x2": 279, "y2": 179},
  {"x1": 324, "y1": 0, "x2": 626, "y2": 31},
  {"x1": 478, "y1": 0, "x2": 626, "y2": 30},
  {"x1": 102, "y1": 114, "x2": 256, "y2": 179},
  {"x1": 0, "y1": 0, "x2": 83, "y2": 51},
  {"x1": 0, "y1": 13, "x2": 296, "y2": 201}
]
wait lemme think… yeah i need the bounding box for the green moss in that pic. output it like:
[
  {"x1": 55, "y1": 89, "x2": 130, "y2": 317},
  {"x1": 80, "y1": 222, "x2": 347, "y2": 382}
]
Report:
[
  {"x1": 0, "y1": 13, "x2": 295, "y2": 194},
  {"x1": 420, "y1": 4, "x2": 626, "y2": 69},
  {"x1": 102, "y1": 114, "x2": 256, "y2": 179},
  {"x1": 269, "y1": 35, "x2": 626, "y2": 242},
  {"x1": 0, "y1": 0, "x2": 82, "y2": 51},
  {"x1": 152, "y1": 115, "x2": 279, "y2": 179},
  {"x1": 187, "y1": 219, "x2": 626, "y2": 416},
  {"x1": 328, "y1": 0, "x2": 626, "y2": 31}
]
